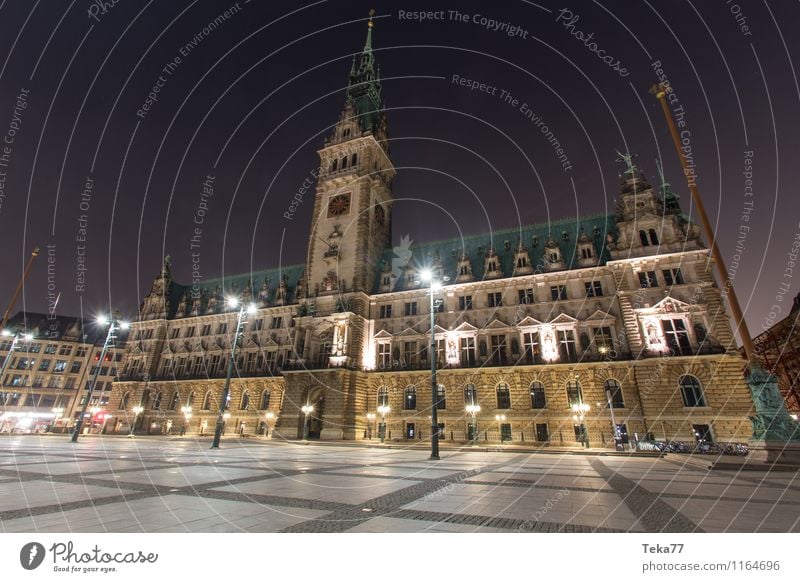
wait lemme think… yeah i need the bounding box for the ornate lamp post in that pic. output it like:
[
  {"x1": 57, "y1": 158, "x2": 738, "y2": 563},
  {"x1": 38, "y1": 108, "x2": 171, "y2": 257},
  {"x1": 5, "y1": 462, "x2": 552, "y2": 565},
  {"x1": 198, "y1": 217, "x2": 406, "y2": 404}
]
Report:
[
  {"x1": 366, "y1": 412, "x2": 376, "y2": 439},
  {"x1": 571, "y1": 403, "x2": 591, "y2": 449},
  {"x1": 49, "y1": 407, "x2": 64, "y2": 433},
  {"x1": 129, "y1": 405, "x2": 144, "y2": 437},
  {"x1": 264, "y1": 411, "x2": 275, "y2": 438},
  {"x1": 495, "y1": 414, "x2": 507, "y2": 443},
  {"x1": 377, "y1": 404, "x2": 391, "y2": 443},
  {"x1": 72, "y1": 313, "x2": 128, "y2": 443},
  {"x1": 466, "y1": 404, "x2": 481, "y2": 445},
  {"x1": 180, "y1": 406, "x2": 192, "y2": 436},
  {"x1": 211, "y1": 297, "x2": 256, "y2": 449},
  {"x1": 420, "y1": 269, "x2": 448, "y2": 460},
  {"x1": 301, "y1": 404, "x2": 314, "y2": 441}
]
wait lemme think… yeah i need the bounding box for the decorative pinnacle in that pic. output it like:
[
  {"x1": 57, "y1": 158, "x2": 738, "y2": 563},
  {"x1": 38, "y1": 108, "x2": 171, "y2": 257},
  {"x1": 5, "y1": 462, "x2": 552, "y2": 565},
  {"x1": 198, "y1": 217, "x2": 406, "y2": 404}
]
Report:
[{"x1": 615, "y1": 150, "x2": 638, "y2": 177}]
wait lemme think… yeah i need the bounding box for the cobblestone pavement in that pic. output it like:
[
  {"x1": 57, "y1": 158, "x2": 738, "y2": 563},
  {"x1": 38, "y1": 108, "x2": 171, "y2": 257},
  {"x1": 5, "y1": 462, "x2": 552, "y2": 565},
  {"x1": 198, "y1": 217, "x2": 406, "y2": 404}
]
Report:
[{"x1": 0, "y1": 436, "x2": 798, "y2": 533}]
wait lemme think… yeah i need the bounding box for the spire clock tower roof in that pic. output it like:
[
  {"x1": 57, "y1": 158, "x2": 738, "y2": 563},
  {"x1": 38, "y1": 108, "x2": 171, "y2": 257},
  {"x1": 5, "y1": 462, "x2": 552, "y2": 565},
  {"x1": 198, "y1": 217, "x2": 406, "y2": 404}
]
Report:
[{"x1": 346, "y1": 10, "x2": 382, "y2": 134}]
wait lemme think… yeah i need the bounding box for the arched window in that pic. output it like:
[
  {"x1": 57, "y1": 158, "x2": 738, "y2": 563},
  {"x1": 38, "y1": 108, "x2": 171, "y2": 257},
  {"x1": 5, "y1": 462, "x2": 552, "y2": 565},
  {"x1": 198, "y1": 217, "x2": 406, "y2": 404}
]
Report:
[
  {"x1": 186, "y1": 391, "x2": 195, "y2": 407},
  {"x1": 530, "y1": 381, "x2": 546, "y2": 409},
  {"x1": 679, "y1": 375, "x2": 706, "y2": 407},
  {"x1": 350, "y1": 153, "x2": 358, "y2": 166},
  {"x1": 496, "y1": 383, "x2": 511, "y2": 409},
  {"x1": 168, "y1": 391, "x2": 180, "y2": 411},
  {"x1": 436, "y1": 384, "x2": 446, "y2": 410},
  {"x1": 649, "y1": 229, "x2": 659, "y2": 245},
  {"x1": 341, "y1": 156, "x2": 348, "y2": 169},
  {"x1": 464, "y1": 383, "x2": 477, "y2": 406},
  {"x1": 240, "y1": 391, "x2": 250, "y2": 410},
  {"x1": 566, "y1": 380, "x2": 583, "y2": 408},
  {"x1": 118, "y1": 392, "x2": 130, "y2": 410},
  {"x1": 604, "y1": 379, "x2": 625, "y2": 408},
  {"x1": 152, "y1": 391, "x2": 162, "y2": 410},
  {"x1": 377, "y1": 386, "x2": 389, "y2": 407},
  {"x1": 202, "y1": 391, "x2": 213, "y2": 411},
  {"x1": 639, "y1": 230, "x2": 649, "y2": 246},
  {"x1": 259, "y1": 390, "x2": 271, "y2": 410},
  {"x1": 330, "y1": 158, "x2": 338, "y2": 172},
  {"x1": 404, "y1": 385, "x2": 416, "y2": 410}
]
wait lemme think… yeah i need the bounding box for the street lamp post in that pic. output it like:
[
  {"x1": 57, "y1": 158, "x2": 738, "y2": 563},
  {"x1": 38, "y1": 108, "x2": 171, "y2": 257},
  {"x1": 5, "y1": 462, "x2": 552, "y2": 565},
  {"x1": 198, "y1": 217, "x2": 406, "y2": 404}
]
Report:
[
  {"x1": 366, "y1": 412, "x2": 376, "y2": 439},
  {"x1": 377, "y1": 404, "x2": 390, "y2": 444},
  {"x1": 495, "y1": 414, "x2": 506, "y2": 443},
  {"x1": 264, "y1": 411, "x2": 274, "y2": 437},
  {"x1": 211, "y1": 298, "x2": 256, "y2": 449},
  {"x1": 571, "y1": 403, "x2": 591, "y2": 449},
  {"x1": 420, "y1": 269, "x2": 446, "y2": 460},
  {"x1": 466, "y1": 404, "x2": 481, "y2": 445},
  {"x1": 72, "y1": 313, "x2": 128, "y2": 443},
  {"x1": 129, "y1": 406, "x2": 143, "y2": 437},
  {"x1": 180, "y1": 406, "x2": 192, "y2": 436},
  {"x1": 301, "y1": 404, "x2": 314, "y2": 441},
  {"x1": 50, "y1": 407, "x2": 64, "y2": 433},
  {"x1": 604, "y1": 386, "x2": 622, "y2": 450}
]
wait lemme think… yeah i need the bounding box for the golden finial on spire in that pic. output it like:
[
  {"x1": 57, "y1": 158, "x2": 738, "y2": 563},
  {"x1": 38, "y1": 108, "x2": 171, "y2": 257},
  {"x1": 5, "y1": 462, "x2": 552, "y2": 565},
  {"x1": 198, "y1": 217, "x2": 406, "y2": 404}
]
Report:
[{"x1": 368, "y1": 8, "x2": 375, "y2": 27}]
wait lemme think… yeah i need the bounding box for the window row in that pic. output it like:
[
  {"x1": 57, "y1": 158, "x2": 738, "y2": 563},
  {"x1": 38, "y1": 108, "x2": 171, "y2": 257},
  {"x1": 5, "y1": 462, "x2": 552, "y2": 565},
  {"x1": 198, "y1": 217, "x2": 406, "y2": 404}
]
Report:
[
  {"x1": 371, "y1": 375, "x2": 706, "y2": 411},
  {"x1": 118, "y1": 388, "x2": 273, "y2": 412}
]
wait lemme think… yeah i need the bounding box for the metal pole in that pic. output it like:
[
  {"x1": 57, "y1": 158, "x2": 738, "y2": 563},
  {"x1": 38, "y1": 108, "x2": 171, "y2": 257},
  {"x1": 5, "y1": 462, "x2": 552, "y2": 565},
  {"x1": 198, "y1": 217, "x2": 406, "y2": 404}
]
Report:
[
  {"x1": 605, "y1": 387, "x2": 619, "y2": 450},
  {"x1": 429, "y1": 283, "x2": 440, "y2": 460},
  {"x1": 650, "y1": 83, "x2": 754, "y2": 361},
  {"x1": 211, "y1": 307, "x2": 244, "y2": 449},
  {"x1": 72, "y1": 320, "x2": 116, "y2": 443}
]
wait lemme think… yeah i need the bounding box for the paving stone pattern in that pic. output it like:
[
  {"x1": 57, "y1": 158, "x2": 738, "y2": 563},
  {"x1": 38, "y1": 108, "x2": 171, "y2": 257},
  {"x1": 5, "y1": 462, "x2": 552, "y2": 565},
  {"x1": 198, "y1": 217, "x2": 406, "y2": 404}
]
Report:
[{"x1": 0, "y1": 436, "x2": 798, "y2": 533}]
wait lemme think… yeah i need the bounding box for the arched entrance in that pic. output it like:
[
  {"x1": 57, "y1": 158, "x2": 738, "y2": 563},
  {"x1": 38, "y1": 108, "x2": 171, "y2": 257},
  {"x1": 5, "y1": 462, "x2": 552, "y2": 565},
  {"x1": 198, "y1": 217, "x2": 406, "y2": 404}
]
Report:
[{"x1": 299, "y1": 387, "x2": 325, "y2": 440}]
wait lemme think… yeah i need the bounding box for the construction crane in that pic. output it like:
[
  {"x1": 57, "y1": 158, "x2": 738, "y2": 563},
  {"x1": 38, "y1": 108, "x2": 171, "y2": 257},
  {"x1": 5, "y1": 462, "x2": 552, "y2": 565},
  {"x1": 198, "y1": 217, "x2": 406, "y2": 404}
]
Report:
[{"x1": 0, "y1": 247, "x2": 40, "y2": 332}]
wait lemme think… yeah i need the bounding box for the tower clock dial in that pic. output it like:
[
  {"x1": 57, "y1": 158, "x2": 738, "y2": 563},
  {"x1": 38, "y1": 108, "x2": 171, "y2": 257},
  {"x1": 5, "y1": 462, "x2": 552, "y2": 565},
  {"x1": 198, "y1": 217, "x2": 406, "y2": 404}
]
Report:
[{"x1": 328, "y1": 193, "x2": 351, "y2": 217}]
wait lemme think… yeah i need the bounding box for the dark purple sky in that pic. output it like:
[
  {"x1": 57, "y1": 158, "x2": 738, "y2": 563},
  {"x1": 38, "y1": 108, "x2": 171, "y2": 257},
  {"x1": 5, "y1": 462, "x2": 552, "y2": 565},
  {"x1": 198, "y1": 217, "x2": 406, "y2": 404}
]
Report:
[{"x1": 0, "y1": 0, "x2": 798, "y2": 341}]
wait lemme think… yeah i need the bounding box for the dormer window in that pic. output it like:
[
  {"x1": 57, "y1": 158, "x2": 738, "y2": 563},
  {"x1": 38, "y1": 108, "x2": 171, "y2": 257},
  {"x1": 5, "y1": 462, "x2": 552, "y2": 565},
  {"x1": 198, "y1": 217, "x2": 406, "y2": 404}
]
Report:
[
  {"x1": 488, "y1": 260, "x2": 497, "y2": 271},
  {"x1": 549, "y1": 252, "x2": 559, "y2": 263},
  {"x1": 342, "y1": 127, "x2": 351, "y2": 138},
  {"x1": 517, "y1": 256, "x2": 527, "y2": 268},
  {"x1": 581, "y1": 247, "x2": 592, "y2": 259}
]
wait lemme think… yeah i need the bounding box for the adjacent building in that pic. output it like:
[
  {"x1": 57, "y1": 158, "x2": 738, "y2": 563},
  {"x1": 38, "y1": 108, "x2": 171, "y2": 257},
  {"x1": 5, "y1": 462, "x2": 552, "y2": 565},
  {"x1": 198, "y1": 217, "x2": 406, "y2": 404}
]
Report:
[
  {"x1": 0, "y1": 312, "x2": 126, "y2": 433},
  {"x1": 753, "y1": 293, "x2": 800, "y2": 414},
  {"x1": 108, "y1": 19, "x2": 756, "y2": 447}
]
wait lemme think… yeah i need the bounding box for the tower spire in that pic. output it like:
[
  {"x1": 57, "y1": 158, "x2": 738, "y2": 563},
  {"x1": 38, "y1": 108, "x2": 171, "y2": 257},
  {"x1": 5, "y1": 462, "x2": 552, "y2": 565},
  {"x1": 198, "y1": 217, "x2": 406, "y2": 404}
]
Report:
[{"x1": 365, "y1": 8, "x2": 375, "y2": 51}]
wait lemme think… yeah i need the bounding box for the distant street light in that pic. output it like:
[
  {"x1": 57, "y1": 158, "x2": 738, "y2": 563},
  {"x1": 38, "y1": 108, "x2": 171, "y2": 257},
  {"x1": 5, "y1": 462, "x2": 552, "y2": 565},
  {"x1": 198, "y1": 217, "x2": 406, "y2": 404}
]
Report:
[
  {"x1": 495, "y1": 414, "x2": 506, "y2": 443},
  {"x1": 129, "y1": 405, "x2": 144, "y2": 437},
  {"x1": 73, "y1": 313, "x2": 128, "y2": 443},
  {"x1": 571, "y1": 403, "x2": 591, "y2": 449},
  {"x1": 301, "y1": 404, "x2": 314, "y2": 441},
  {"x1": 211, "y1": 298, "x2": 257, "y2": 449},
  {"x1": 366, "y1": 412, "x2": 376, "y2": 439},
  {"x1": 466, "y1": 404, "x2": 481, "y2": 445},
  {"x1": 377, "y1": 404, "x2": 391, "y2": 443}
]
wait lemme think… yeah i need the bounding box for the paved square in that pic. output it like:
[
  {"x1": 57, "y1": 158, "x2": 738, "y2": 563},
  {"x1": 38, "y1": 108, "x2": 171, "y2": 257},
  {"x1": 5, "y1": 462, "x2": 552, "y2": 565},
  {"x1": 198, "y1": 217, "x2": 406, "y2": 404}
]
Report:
[{"x1": 0, "y1": 436, "x2": 798, "y2": 533}]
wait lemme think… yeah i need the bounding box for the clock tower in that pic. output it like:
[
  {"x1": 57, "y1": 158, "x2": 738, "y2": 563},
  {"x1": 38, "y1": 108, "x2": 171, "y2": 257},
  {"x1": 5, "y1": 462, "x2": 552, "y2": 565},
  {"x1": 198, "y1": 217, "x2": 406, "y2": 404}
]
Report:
[{"x1": 304, "y1": 14, "x2": 395, "y2": 297}]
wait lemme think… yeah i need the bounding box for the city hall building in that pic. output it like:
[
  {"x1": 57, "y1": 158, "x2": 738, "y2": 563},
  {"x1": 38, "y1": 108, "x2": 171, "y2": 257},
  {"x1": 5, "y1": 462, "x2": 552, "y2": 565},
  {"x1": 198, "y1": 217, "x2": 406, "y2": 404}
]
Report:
[{"x1": 108, "y1": 22, "x2": 755, "y2": 446}]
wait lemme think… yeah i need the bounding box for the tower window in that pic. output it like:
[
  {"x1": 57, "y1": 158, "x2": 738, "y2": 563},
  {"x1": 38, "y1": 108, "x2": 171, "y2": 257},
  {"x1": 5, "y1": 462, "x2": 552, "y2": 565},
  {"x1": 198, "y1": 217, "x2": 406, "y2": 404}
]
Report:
[
  {"x1": 584, "y1": 281, "x2": 603, "y2": 297},
  {"x1": 351, "y1": 153, "x2": 358, "y2": 166},
  {"x1": 342, "y1": 127, "x2": 351, "y2": 138},
  {"x1": 649, "y1": 229, "x2": 659, "y2": 245},
  {"x1": 663, "y1": 268, "x2": 685, "y2": 286},
  {"x1": 639, "y1": 230, "x2": 649, "y2": 246},
  {"x1": 550, "y1": 285, "x2": 567, "y2": 301},
  {"x1": 330, "y1": 158, "x2": 338, "y2": 172},
  {"x1": 637, "y1": 271, "x2": 658, "y2": 288}
]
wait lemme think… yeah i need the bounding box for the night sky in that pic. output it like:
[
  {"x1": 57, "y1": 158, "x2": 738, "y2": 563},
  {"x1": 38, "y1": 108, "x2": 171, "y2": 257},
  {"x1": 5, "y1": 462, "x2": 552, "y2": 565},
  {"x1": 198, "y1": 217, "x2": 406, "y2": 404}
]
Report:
[{"x1": 1, "y1": 0, "x2": 798, "y2": 342}]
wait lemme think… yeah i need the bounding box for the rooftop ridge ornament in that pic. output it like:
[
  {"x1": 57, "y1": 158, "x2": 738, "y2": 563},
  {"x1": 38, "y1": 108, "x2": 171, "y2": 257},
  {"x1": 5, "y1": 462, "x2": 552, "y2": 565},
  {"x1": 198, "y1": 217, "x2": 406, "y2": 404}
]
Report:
[{"x1": 615, "y1": 150, "x2": 638, "y2": 177}]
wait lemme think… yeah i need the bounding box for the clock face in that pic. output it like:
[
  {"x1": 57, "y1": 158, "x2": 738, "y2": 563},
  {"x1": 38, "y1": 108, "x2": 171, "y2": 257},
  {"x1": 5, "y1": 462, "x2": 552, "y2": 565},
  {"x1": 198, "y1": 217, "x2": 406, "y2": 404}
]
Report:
[
  {"x1": 374, "y1": 204, "x2": 385, "y2": 227},
  {"x1": 328, "y1": 194, "x2": 351, "y2": 217}
]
